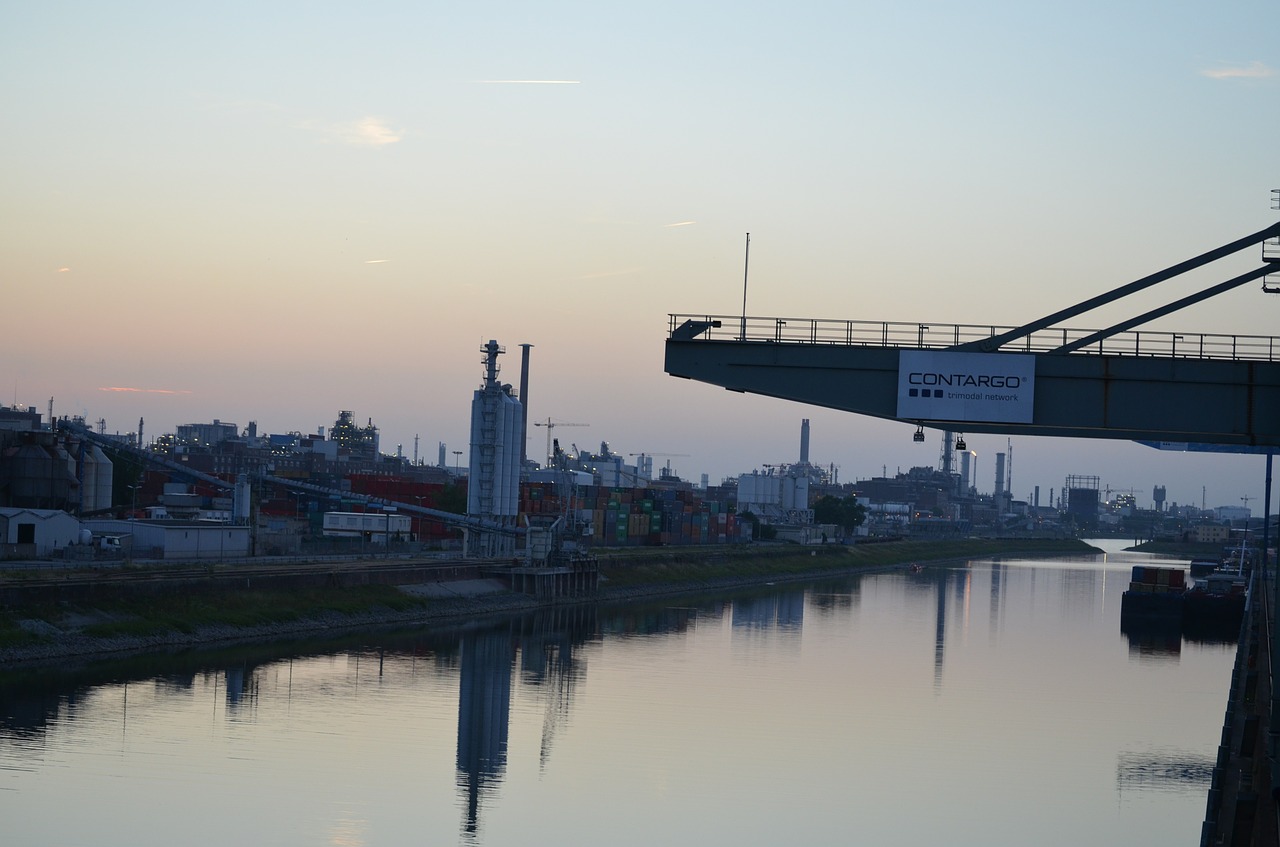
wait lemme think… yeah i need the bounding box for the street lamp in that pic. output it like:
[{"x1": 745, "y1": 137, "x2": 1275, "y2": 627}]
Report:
[
  {"x1": 127, "y1": 482, "x2": 141, "y2": 520},
  {"x1": 383, "y1": 506, "x2": 396, "y2": 557},
  {"x1": 412, "y1": 495, "x2": 425, "y2": 544}
]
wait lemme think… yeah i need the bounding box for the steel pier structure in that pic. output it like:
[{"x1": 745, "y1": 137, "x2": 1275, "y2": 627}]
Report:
[
  {"x1": 666, "y1": 214, "x2": 1280, "y2": 843},
  {"x1": 665, "y1": 221, "x2": 1280, "y2": 447}
]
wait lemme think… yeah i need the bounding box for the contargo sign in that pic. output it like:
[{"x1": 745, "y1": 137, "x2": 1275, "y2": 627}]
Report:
[{"x1": 896, "y1": 351, "x2": 1035, "y2": 424}]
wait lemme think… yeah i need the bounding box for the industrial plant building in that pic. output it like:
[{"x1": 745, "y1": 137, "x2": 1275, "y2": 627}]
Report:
[{"x1": 0, "y1": 332, "x2": 1265, "y2": 564}]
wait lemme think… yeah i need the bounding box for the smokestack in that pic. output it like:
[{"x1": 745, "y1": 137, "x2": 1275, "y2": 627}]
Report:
[
  {"x1": 519, "y1": 343, "x2": 533, "y2": 470},
  {"x1": 994, "y1": 452, "x2": 1006, "y2": 497},
  {"x1": 799, "y1": 418, "x2": 810, "y2": 464}
]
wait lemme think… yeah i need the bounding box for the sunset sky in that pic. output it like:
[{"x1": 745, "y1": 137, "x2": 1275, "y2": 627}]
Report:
[{"x1": 4, "y1": 1, "x2": 1278, "y2": 511}]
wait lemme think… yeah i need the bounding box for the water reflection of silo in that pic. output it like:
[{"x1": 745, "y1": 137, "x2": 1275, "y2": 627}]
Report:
[
  {"x1": 456, "y1": 628, "x2": 515, "y2": 838},
  {"x1": 731, "y1": 591, "x2": 805, "y2": 631},
  {"x1": 224, "y1": 667, "x2": 243, "y2": 703}
]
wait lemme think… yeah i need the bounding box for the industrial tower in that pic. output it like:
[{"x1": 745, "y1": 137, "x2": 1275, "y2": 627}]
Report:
[{"x1": 466, "y1": 340, "x2": 522, "y2": 557}]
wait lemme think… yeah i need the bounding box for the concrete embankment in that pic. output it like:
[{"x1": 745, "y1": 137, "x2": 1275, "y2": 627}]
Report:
[{"x1": 0, "y1": 539, "x2": 1095, "y2": 670}]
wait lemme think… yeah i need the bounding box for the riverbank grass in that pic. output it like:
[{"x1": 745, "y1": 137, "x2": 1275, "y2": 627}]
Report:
[
  {"x1": 0, "y1": 538, "x2": 1094, "y2": 656},
  {"x1": 597, "y1": 538, "x2": 1095, "y2": 587},
  {"x1": 12, "y1": 585, "x2": 432, "y2": 642},
  {"x1": 0, "y1": 612, "x2": 45, "y2": 649}
]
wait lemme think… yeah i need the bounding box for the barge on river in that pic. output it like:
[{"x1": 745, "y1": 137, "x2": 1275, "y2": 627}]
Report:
[{"x1": 1120, "y1": 565, "x2": 1246, "y2": 632}]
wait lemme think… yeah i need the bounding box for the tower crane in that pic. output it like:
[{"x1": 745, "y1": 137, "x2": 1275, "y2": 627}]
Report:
[{"x1": 533, "y1": 419, "x2": 588, "y2": 467}]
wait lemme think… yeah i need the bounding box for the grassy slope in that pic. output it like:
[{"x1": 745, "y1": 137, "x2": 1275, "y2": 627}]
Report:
[
  {"x1": 0, "y1": 538, "x2": 1095, "y2": 651},
  {"x1": 0, "y1": 585, "x2": 430, "y2": 648},
  {"x1": 596, "y1": 538, "x2": 1095, "y2": 587}
]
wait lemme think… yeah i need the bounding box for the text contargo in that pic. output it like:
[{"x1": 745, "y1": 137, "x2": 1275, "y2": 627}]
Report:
[{"x1": 896, "y1": 351, "x2": 1035, "y2": 424}]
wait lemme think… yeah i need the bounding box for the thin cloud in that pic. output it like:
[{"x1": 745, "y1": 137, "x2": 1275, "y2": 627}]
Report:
[
  {"x1": 99, "y1": 386, "x2": 192, "y2": 395},
  {"x1": 578, "y1": 268, "x2": 642, "y2": 280},
  {"x1": 664, "y1": 221, "x2": 697, "y2": 228},
  {"x1": 365, "y1": 259, "x2": 389, "y2": 264},
  {"x1": 321, "y1": 117, "x2": 402, "y2": 147},
  {"x1": 1201, "y1": 61, "x2": 1275, "y2": 80},
  {"x1": 476, "y1": 80, "x2": 580, "y2": 85}
]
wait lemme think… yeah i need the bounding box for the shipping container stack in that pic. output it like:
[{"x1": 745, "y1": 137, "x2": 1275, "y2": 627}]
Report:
[
  {"x1": 519, "y1": 482, "x2": 588, "y2": 518},
  {"x1": 1120, "y1": 564, "x2": 1188, "y2": 620},
  {"x1": 1127, "y1": 565, "x2": 1186, "y2": 595},
  {"x1": 522, "y1": 484, "x2": 740, "y2": 547},
  {"x1": 570, "y1": 488, "x2": 742, "y2": 547}
]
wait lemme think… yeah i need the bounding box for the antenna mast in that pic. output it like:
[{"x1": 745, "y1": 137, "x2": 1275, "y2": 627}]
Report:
[{"x1": 740, "y1": 232, "x2": 750, "y2": 340}]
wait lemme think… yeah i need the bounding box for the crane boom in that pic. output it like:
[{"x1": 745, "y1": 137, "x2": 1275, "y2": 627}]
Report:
[{"x1": 532, "y1": 418, "x2": 588, "y2": 466}]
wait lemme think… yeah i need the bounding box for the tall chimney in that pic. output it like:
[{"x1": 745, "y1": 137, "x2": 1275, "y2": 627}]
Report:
[
  {"x1": 518, "y1": 343, "x2": 533, "y2": 470},
  {"x1": 799, "y1": 418, "x2": 810, "y2": 464}
]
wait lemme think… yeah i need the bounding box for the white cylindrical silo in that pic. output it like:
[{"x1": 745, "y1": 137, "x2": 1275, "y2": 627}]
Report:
[
  {"x1": 93, "y1": 446, "x2": 112, "y2": 512},
  {"x1": 81, "y1": 443, "x2": 99, "y2": 512},
  {"x1": 467, "y1": 390, "x2": 486, "y2": 516},
  {"x1": 496, "y1": 392, "x2": 521, "y2": 517},
  {"x1": 781, "y1": 473, "x2": 808, "y2": 511},
  {"x1": 234, "y1": 475, "x2": 251, "y2": 524}
]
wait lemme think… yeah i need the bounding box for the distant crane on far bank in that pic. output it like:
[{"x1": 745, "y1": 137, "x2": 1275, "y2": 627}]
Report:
[{"x1": 534, "y1": 419, "x2": 588, "y2": 467}]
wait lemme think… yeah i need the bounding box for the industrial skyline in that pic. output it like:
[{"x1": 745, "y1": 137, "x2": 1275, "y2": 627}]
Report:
[
  {"x1": 25, "y1": 393, "x2": 1265, "y2": 517},
  {"x1": 5, "y1": 2, "x2": 1277, "y2": 514}
]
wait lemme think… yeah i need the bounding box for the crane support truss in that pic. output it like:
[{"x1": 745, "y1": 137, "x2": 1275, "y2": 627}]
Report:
[{"x1": 665, "y1": 221, "x2": 1280, "y2": 446}]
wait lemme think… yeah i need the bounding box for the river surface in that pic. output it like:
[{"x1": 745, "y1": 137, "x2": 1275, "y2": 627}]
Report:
[{"x1": 0, "y1": 540, "x2": 1236, "y2": 846}]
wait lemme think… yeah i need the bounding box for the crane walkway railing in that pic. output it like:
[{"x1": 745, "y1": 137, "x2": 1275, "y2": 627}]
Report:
[{"x1": 668, "y1": 314, "x2": 1280, "y2": 362}]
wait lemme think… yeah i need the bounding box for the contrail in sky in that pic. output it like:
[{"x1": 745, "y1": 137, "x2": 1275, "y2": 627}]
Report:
[
  {"x1": 99, "y1": 387, "x2": 192, "y2": 395},
  {"x1": 1201, "y1": 61, "x2": 1274, "y2": 79},
  {"x1": 477, "y1": 80, "x2": 581, "y2": 84}
]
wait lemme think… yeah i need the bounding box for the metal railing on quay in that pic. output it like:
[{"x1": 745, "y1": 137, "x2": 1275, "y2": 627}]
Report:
[{"x1": 669, "y1": 314, "x2": 1280, "y2": 362}]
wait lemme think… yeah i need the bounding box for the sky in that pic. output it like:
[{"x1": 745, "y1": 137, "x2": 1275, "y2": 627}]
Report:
[{"x1": 3, "y1": 1, "x2": 1278, "y2": 514}]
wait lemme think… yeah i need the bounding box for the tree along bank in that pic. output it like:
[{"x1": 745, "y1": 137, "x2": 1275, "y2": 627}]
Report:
[{"x1": 0, "y1": 538, "x2": 1097, "y2": 669}]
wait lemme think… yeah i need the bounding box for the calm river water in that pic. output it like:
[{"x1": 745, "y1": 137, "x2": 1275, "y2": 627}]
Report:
[{"x1": 1, "y1": 540, "x2": 1236, "y2": 846}]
